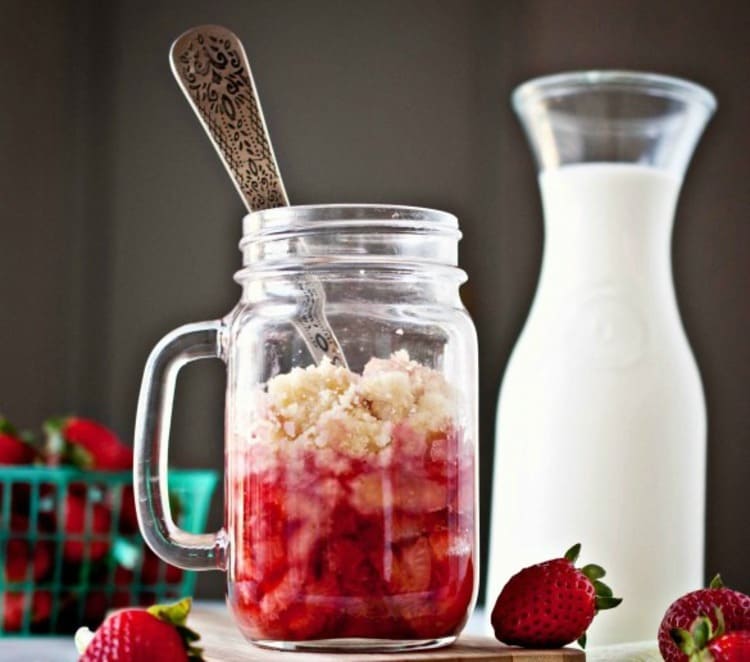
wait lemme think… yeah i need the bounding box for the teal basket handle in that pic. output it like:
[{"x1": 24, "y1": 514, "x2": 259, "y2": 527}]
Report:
[{"x1": 134, "y1": 320, "x2": 228, "y2": 572}]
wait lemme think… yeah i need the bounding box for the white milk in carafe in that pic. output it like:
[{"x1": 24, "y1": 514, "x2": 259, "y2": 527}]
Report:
[{"x1": 488, "y1": 163, "x2": 706, "y2": 644}]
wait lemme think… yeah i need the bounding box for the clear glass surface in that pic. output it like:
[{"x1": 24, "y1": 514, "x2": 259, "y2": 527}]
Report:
[
  {"x1": 135, "y1": 205, "x2": 478, "y2": 652},
  {"x1": 227, "y1": 205, "x2": 477, "y2": 649},
  {"x1": 512, "y1": 70, "x2": 716, "y2": 176}
]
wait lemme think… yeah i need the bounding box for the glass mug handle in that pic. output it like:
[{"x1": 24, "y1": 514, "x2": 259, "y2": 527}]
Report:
[{"x1": 133, "y1": 320, "x2": 228, "y2": 571}]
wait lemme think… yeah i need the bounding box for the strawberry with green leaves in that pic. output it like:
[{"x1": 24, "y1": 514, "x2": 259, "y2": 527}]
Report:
[
  {"x1": 0, "y1": 417, "x2": 37, "y2": 465},
  {"x1": 672, "y1": 609, "x2": 750, "y2": 661},
  {"x1": 491, "y1": 543, "x2": 621, "y2": 648},
  {"x1": 75, "y1": 597, "x2": 203, "y2": 662},
  {"x1": 660, "y1": 575, "x2": 750, "y2": 661},
  {"x1": 44, "y1": 417, "x2": 132, "y2": 470}
]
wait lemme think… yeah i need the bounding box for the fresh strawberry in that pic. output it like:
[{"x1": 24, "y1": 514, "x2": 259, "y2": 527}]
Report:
[
  {"x1": 114, "y1": 564, "x2": 134, "y2": 586},
  {"x1": 705, "y1": 631, "x2": 750, "y2": 661},
  {"x1": 0, "y1": 417, "x2": 37, "y2": 464},
  {"x1": 4, "y1": 538, "x2": 53, "y2": 583},
  {"x1": 82, "y1": 592, "x2": 109, "y2": 625},
  {"x1": 660, "y1": 576, "x2": 750, "y2": 662},
  {"x1": 3, "y1": 591, "x2": 52, "y2": 632},
  {"x1": 491, "y1": 543, "x2": 621, "y2": 648},
  {"x1": 63, "y1": 491, "x2": 112, "y2": 562},
  {"x1": 43, "y1": 416, "x2": 132, "y2": 470},
  {"x1": 140, "y1": 548, "x2": 183, "y2": 585},
  {"x1": 671, "y1": 609, "x2": 750, "y2": 661},
  {"x1": 116, "y1": 485, "x2": 139, "y2": 533},
  {"x1": 75, "y1": 597, "x2": 203, "y2": 661}
]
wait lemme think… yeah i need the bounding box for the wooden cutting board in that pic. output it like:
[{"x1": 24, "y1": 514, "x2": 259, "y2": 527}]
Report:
[{"x1": 190, "y1": 607, "x2": 585, "y2": 661}]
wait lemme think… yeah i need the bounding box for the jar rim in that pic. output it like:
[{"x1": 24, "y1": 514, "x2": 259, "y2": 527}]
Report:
[{"x1": 242, "y1": 203, "x2": 459, "y2": 239}]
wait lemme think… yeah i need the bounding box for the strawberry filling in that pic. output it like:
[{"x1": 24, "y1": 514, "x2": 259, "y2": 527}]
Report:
[
  {"x1": 227, "y1": 352, "x2": 475, "y2": 642},
  {"x1": 229, "y1": 432, "x2": 474, "y2": 642}
]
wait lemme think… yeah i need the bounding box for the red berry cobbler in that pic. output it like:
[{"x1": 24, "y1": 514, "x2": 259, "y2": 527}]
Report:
[{"x1": 227, "y1": 351, "x2": 475, "y2": 643}]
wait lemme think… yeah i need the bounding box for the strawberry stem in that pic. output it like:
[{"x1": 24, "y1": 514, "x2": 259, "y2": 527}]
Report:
[
  {"x1": 581, "y1": 564, "x2": 606, "y2": 581},
  {"x1": 593, "y1": 580, "x2": 613, "y2": 597},
  {"x1": 564, "y1": 543, "x2": 581, "y2": 564},
  {"x1": 0, "y1": 416, "x2": 17, "y2": 435},
  {"x1": 147, "y1": 598, "x2": 204, "y2": 661},
  {"x1": 672, "y1": 609, "x2": 729, "y2": 662},
  {"x1": 692, "y1": 618, "x2": 710, "y2": 650},
  {"x1": 709, "y1": 574, "x2": 724, "y2": 589},
  {"x1": 595, "y1": 596, "x2": 623, "y2": 610}
]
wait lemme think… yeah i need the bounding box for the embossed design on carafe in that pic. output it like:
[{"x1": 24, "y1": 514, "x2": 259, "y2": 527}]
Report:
[{"x1": 563, "y1": 286, "x2": 647, "y2": 369}]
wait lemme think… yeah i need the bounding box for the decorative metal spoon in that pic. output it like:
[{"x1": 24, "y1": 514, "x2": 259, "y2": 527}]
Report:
[{"x1": 170, "y1": 25, "x2": 347, "y2": 367}]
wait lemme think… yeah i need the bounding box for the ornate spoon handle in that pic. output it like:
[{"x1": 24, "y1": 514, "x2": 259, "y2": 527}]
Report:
[
  {"x1": 170, "y1": 25, "x2": 288, "y2": 210},
  {"x1": 170, "y1": 25, "x2": 347, "y2": 368}
]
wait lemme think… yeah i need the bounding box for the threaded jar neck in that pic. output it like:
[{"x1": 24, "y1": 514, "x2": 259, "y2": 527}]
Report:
[{"x1": 235, "y1": 204, "x2": 464, "y2": 283}]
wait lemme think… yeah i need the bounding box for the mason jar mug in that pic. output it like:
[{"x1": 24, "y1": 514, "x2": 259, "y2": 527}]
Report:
[{"x1": 133, "y1": 205, "x2": 478, "y2": 652}]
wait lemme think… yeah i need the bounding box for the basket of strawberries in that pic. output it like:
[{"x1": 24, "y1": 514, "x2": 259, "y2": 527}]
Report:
[{"x1": 0, "y1": 415, "x2": 218, "y2": 635}]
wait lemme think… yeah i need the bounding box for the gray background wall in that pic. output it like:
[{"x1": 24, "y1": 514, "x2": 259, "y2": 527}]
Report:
[{"x1": 1, "y1": 0, "x2": 748, "y2": 603}]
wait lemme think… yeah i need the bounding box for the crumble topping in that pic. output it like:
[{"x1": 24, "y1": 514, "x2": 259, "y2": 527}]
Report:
[{"x1": 249, "y1": 351, "x2": 456, "y2": 456}]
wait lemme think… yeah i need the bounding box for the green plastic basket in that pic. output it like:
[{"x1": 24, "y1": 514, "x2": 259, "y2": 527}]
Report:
[{"x1": 0, "y1": 466, "x2": 218, "y2": 635}]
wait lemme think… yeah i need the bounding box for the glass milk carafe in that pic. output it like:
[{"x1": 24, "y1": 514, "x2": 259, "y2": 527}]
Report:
[
  {"x1": 488, "y1": 72, "x2": 716, "y2": 644},
  {"x1": 134, "y1": 205, "x2": 478, "y2": 652}
]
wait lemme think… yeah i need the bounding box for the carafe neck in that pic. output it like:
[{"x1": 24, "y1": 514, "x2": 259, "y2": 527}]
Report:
[{"x1": 537, "y1": 164, "x2": 680, "y2": 291}]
